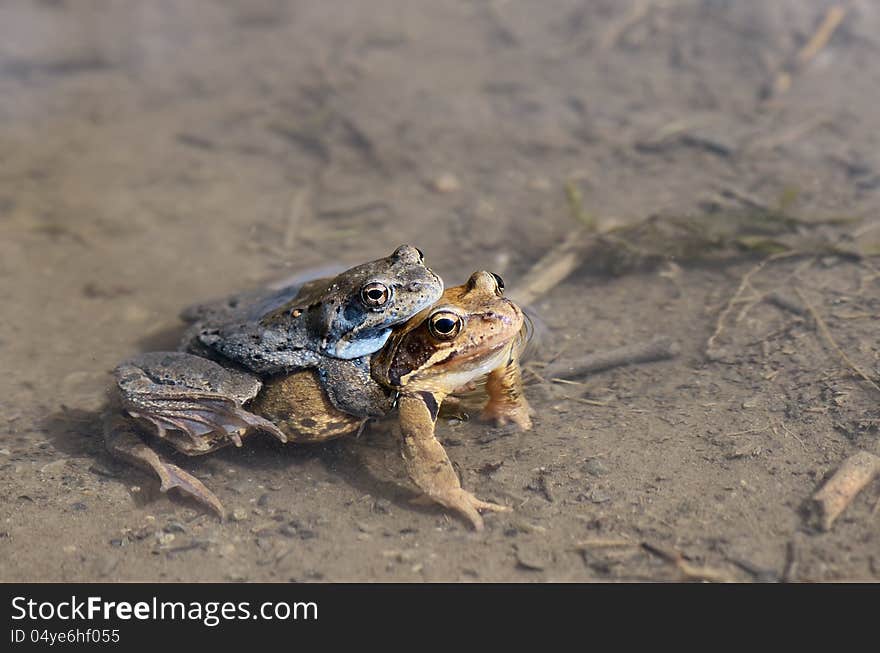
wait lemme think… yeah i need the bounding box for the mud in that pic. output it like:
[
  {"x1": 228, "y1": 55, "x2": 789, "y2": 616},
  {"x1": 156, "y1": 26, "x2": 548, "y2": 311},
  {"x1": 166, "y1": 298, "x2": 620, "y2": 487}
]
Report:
[{"x1": 2, "y1": 1, "x2": 879, "y2": 581}]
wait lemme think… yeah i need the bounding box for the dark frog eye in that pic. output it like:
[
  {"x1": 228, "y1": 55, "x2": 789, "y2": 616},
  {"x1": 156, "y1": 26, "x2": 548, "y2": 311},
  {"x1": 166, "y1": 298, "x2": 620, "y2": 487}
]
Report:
[
  {"x1": 491, "y1": 272, "x2": 505, "y2": 294},
  {"x1": 360, "y1": 282, "x2": 391, "y2": 308},
  {"x1": 428, "y1": 311, "x2": 463, "y2": 340}
]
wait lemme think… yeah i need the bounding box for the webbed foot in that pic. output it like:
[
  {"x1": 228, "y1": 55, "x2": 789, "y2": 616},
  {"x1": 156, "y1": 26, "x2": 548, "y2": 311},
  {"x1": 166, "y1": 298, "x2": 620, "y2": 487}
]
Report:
[
  {"x1": 411, "y1": 489, "x2": 510, "y2": 531},
  {"x1": 115, "y1": 352, "x2": 286, "y2": 454},
  {"x1": 397, "y1": 393, "x2": 509, "y2": 530},
  {"x1": 104, "y1": 413, "x2": 226, "y2": 517}
]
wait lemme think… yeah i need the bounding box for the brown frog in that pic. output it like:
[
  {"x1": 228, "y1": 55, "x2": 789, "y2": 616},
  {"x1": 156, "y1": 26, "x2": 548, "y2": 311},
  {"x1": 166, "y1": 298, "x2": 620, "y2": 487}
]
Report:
[
  {"x1": 372, "y1": 269, "x2": 532, "y2": 529},
  {"x1": 107, "y1": 271, "x2": 531, "y2": 530},
  {"x1": 261, "y1": 270, "x2": 532, "y2": 529}
]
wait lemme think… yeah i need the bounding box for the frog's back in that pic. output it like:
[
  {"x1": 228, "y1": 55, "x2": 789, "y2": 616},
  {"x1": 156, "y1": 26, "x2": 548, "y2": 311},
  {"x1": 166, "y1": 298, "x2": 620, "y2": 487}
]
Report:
[
  {"x1": 178, "y1": 245, "x2": 443, "y2": 375},
  {"x1": 180, "y1": 274, "x2": 333, "y2": 327}
]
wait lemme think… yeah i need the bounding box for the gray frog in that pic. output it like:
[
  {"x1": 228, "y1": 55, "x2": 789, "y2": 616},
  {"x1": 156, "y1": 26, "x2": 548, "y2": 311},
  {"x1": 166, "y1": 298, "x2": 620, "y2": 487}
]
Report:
[{"x1": 104, "y1": 245, "x2": 443, "y2": 515}]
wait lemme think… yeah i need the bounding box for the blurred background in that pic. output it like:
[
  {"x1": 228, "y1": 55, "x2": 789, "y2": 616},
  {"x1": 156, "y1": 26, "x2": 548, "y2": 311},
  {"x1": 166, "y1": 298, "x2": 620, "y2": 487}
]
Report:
[{"x1": 2, "y1": 1, "x2": 878, "y2": 581}]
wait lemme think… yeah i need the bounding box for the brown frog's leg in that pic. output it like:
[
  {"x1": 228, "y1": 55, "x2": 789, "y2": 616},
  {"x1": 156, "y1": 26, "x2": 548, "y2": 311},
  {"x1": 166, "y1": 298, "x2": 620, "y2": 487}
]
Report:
[
  {"x1": 481, "y1": 348, "x2": 532, "y2": 430},
  {"x1": 115, "y1": 352, "x2": 286, "y2": 451},
  {"x1": 397, "y1": 392, "x2": 510, "y2": 531},
  {"x1": 103, "y1": 411, "x2": 226, "y2": 517}
]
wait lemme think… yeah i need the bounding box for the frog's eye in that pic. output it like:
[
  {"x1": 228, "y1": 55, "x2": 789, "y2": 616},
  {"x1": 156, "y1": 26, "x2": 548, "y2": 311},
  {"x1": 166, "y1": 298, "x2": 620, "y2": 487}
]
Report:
[
  {"x1": 491, "y1": 272, "x2": 505, "y2": 295},
  {"x1": 428, "y1": 311, "x2": 462, "y2": 340},
  {"x1": 361, "y1": 282, "x2": 391, "y2": 308}
]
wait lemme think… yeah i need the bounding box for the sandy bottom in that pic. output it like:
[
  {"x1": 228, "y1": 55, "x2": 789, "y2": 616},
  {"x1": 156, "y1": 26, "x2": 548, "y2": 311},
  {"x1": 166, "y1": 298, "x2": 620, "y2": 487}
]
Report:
[{"x1": 1, "y1": 1, "x2": 879, "y2": 581}]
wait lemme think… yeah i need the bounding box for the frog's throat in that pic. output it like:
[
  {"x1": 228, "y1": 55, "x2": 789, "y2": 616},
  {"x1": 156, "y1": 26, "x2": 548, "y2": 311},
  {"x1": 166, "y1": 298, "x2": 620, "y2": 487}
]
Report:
[{"x1": 325, "y1": 330, "x2": 392, "y2": 360}]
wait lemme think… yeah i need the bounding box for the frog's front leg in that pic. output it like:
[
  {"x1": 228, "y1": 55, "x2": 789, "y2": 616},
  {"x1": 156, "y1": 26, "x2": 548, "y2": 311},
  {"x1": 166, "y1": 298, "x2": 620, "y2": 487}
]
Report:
[
  {"x1": 481, "y1": 348, "x2": 533, "y2": 430},
  {"x1": 114, "y1": 352, "x2": 286, "y2": 452},
  {"x1": 103, "y1": 411, "x2": 226, "y2": 517},
  {"x1": 397, "y1": 392, "x2": 510, "y2": 531}
]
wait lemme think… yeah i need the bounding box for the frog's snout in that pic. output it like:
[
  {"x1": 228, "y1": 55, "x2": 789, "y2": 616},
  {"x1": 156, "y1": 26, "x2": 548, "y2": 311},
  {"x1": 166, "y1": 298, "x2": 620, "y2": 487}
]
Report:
[{"x1": 391, "y1": 244, "x2": 423, "y2": 263}]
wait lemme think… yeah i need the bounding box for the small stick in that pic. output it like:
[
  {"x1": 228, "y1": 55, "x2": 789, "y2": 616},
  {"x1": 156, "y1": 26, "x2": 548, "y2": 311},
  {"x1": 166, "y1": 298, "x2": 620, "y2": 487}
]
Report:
[
  {"x1": 795, "y1": 288, "x2": 880, "y2": 395},
  {"x1": 641, "y1": 543, "x2": 737, "y2": 583},
  {"x1": 575, "y1": 537, "x2": 635, "y2": 550},
  {"x1": 508, "y1": 229, "x2": 590, "y2": 307},
  {"x1": 706, "y1": 252, "x2": 800, "y2": 357},
  {"x1": 807, "y1": 451, "x2": 880, "y2": 531},
  {"x1": 796, "y1": 5, "x2": 848, "y2": 68},
  {"x1": 768, "y1": 5, "x2": 848, "y2": 99},
  {"x1": 542, "y1": 335, "x2": 680, "y2": 380}
]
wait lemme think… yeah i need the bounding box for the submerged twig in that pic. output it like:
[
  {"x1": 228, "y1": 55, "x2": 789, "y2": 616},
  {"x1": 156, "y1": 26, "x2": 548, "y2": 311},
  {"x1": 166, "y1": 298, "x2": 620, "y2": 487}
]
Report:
[
  {"x1": 564, "y1": 180, "x2": 596, "y2": 231},
  {"x1": 641, "y1": 543, "x2": 737, "y2": 583},
  {"x1": 807, "y1": 451, "x2": 880, "y2": 531},
  {"x1": 766, "y1": 5, "x2": 848, "y2": 100},
  {"x1": 542, "y1": 335, "x2": 680, "y2": 380},
  {"x1": 706, "y1": 252, "x2": 799, "y2": 359},
  {"x1": 795, "y1": 288, "x2": 880, "y2": 395},
  {"x1": 796, "y1": 5, "x2": 848, "y2": 68},
  {"x1": 507, "y1": 229, "x2": 589, "y2": 307}
]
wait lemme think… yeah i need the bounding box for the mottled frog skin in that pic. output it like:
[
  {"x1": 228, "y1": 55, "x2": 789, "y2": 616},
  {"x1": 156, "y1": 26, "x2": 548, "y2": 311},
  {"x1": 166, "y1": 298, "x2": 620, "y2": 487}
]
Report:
[
  {"x1": 256, "y1": 270, "x2": 532, "y2": 529},
  {"x1": 372, "y1": 270, "x2": 532, "y2": 529},
  {"x1": 183, "y1": 244, "x2": 443, "y2": 373},
  {"x1": 105, "y1": 246, "x2": 441, "y2": 516},
  {"x1": 105, "y1": 268, "x2": 531, "y2": 530}
]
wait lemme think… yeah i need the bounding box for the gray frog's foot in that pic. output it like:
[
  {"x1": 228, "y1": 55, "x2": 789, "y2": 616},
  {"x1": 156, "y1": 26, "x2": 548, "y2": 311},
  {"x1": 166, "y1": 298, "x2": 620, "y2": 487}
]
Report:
[
  {"x1": 104, "y1": 413, "x2": 226, "y2": 517},
  {"x1": 115, "y1": 352, "x2": 286, "y2": 454}
]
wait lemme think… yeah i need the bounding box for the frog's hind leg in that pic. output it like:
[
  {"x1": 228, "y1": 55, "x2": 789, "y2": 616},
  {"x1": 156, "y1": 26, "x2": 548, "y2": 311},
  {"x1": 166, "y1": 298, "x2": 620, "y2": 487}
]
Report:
[
  {"x1": 127, "y1": 397, "x2": 283, "y2": 451},
  {"x1": 397, "y1": 392, "x2": 510, "y2": 531},
  {"x1": 115, "y1": 352, "x2": 287, "y2": 453},
  {"x1": 103, "y1": 412, "x2": 226, "y2": 518}
]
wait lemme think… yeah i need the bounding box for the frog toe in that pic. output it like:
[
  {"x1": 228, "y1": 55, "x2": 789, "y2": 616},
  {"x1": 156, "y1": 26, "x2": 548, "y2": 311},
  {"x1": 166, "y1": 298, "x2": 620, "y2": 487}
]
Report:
[
  {"x1": 156, "y1": 463, "x2": 227, "y2": 519},
  {"x1": 435, "y1": 489, "x2": 510, "y2": 531},
  {"x1": 480, "y1": 404, "x2": 533, "y2": 431},
  {"x1": 103, "y1": 413, "x2": 226, "y2": 518},
  {"x1": 128, "y1": 399, "x2": 287, "y2": 453}
]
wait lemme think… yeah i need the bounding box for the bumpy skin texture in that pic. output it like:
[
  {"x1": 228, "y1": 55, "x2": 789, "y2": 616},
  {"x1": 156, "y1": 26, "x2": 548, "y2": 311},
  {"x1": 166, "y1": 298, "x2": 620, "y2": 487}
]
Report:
[
  {"x1": 106, "y1": 266, "x2": 531, "y2": 530},
  {"x1": 105, "y1": 246, "x2": 441, "y2": 516},
  {"x1": 185, "y1": 245, "x2": 443, "y2": 374},
  {"x1": 372, "y1": 270, "x2": 532, "y2": 530},
  {"x1": 114, "y1": 352, "x2": 286, "y2": 454}
]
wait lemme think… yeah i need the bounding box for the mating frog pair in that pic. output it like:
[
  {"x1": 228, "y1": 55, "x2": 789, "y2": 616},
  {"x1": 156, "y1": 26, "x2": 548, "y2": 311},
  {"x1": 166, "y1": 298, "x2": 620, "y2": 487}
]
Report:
[{"x1": 105, "y1": 246, "x2": 532, "y2": 529}]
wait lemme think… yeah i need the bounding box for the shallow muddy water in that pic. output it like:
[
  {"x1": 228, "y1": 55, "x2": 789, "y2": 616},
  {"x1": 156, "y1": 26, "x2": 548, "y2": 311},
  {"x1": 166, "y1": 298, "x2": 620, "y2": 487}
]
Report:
[{"x1": 2, "y1": 1, "x2": 879, "y2": 581}]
